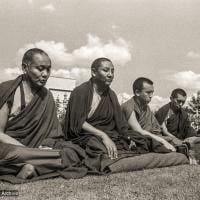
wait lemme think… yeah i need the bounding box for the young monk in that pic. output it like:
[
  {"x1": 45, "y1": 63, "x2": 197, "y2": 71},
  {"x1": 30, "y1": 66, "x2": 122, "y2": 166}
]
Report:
[
  {"x1": 63, "y1": 58, "x2": 188, "y2": 174},
  {"x1": 121, "y1": 77, "x2": 176, "y2": 151},
  {"x1": 0, "y1": 48, "x2": 87, "y2": 181}
]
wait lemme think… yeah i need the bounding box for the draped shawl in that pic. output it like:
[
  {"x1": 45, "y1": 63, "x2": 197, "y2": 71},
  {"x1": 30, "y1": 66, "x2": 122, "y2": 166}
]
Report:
[
  {"x1": 63, "y1": 79, "x2": 129, "y2": 140},
  {"x1": 0, "y1": 75, "x2": 63, "y2": 148},
  {"x1": 155, "y1": 103, "x2": 196, "y2": 139},
  {"x1": 0, "y1": 76, "x2": 88, "y2": 182},
  {"x1": 121, "y1": 96, "x2": 161, "y2": 134}
]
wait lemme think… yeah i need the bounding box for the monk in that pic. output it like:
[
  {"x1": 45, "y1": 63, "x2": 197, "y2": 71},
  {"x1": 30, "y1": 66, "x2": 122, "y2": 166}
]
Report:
[
  {"x1": 155, "y1": 89, "x2": 200, "y2": 163},
  {"x1": 121, "y1": 77, "x2": 176, "y2": 151},
  {"x1": 0, "y1": 48, "x2": 87, "y2": 182},
  {"x1": 63, "y1": 58, "x2": 188, "y2": 174}
]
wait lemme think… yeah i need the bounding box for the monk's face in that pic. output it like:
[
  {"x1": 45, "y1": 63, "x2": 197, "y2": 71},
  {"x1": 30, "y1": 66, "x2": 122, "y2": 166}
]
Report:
[
  {"x1": 171, "y1": 94, "x2": 186, "y2": 110},
  {"x1": 93, "y1": 61, "x2": 114, "y2": 86},
  {"x1": 136, "y1": 82, "x2": 154, "y2": 104},
  {"x1": 25, "y1": 53, "x2": 51, "y2": 88}
]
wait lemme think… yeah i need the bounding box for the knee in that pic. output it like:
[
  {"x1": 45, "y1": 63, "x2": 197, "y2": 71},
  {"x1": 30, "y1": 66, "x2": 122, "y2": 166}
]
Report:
[{"x1": 5, "y1": 146, "x2": 25, "y2": 162}]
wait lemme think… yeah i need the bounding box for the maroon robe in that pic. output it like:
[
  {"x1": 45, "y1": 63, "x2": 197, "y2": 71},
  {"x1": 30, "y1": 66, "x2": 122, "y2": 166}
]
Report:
[
  {"x1": 0, "y1": 75, "x2": 87, "y2": 183},
  {"x1": 155, "y1": 103, "x2": 196, "y2": 140},
  {"x1": 63, "y1": 79, "x2": 170, "y2": 174},
  {"x1": 121, "y1": 96, "x2": 161, "y2": 135}
]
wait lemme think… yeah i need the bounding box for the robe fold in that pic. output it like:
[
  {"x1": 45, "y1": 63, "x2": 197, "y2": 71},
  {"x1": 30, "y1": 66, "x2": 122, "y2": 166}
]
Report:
[
  {"x1": 155, "y1": 103, "x2": 196, "y2": 140},
  {"x1": 63, "y1": 79, "x2": 170, "y2": 174},
  {"x1": 0, "y1": 76, "x2": 87, "y2": 183},
  {"x1": 1, "y1": 76, "x2": 63, "y2": 148}
]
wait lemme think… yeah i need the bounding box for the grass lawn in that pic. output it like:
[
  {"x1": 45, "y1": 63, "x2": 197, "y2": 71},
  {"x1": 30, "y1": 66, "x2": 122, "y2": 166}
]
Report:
[{"x1": 1, "y1": 165, "x2": 200, "y2": 200}]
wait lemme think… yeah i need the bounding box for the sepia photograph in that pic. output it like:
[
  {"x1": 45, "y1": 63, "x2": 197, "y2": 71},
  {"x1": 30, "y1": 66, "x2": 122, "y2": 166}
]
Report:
[{"x1": 1, "y1": 0, "x2": 200, "y2": 199}]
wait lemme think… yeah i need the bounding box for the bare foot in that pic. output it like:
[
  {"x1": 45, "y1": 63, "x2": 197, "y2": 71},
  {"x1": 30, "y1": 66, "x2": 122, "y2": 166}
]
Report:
[{"x1": 17, "y1": 164, "x2": 35, "y2": 179}]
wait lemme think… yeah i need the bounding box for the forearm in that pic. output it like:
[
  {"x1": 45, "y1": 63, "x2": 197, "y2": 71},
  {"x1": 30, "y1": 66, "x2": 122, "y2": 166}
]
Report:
[
  {"x1": 139, "y1": 129, "x2": 166, "y2": 143},
  {"x1": 162, "y1": 130, "x2": 176, "y2": 138},
  {"x1": 0, "y1": 132, "x2": 24, "y2": 146},
  {"x1": 82, "y1": 121, "x2": 108, "y2": 139}
]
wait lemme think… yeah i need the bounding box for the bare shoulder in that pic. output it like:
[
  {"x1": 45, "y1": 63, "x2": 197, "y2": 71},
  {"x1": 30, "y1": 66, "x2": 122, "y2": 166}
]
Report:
[{"x1": 0, "y1": 102, "x2": 9, "y2": 131}]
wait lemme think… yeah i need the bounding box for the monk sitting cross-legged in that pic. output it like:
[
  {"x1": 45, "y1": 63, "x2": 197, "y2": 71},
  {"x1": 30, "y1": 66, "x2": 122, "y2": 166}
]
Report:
[
  {"x1": 63, "y1": 58, "x2": 189, "y2": 174},
  {"x1": 121, "y1": 77, "x2": 177, "y2": 152},
  {"x1": 0, "y1": 48, "x2": 87, "y2": 182}
]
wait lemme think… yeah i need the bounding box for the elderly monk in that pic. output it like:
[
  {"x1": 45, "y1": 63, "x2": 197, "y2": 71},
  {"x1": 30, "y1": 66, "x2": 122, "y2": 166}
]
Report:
[
  {"x1": 121, "y1": 77, "x2": 176, "y2": 152},
  {"x1": 63, "y1": 58, "x2": 188, "y2": 174},
  {"x1": 0, "y1": 48, "x2": 87, "y2": 181}
]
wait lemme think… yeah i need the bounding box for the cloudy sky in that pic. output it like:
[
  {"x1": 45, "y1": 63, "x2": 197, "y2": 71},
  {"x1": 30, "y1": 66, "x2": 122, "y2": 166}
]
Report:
[{"x1": 1, "y1": 0, "x2": 200, "y2": 108}]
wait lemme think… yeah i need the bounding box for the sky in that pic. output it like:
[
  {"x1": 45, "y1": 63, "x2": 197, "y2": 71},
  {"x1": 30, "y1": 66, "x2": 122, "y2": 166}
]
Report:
[{"x1": 1, "y1": 0, "x2": 200, "y2": 109}]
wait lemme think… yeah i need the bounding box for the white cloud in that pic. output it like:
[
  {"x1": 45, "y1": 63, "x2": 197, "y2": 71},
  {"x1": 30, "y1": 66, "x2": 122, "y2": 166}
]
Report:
[
  {"x1": 28, "y1": 0, "x2": 33, "y2": 4},
  {"x1": 16, "y1": 34, "x2": 131, "y2": 84},
  {"x1": 4, "y1": 67, "x2": 22, "y2": 75},
  {"x1": 149, "y1": 96, "x2": 169, "y2": 112},
  {"x1": 117, "y1": 93, "x2": 132, "y2": 105},
  {"x1": 71, "y1": 34, "x2": 131, "y2": 66},
  {"x1": 117, "y1": 93, "x2": 169, "y2": 111},
  {"x1": 111, "y1": 24, "x2": 120, "y2": 30},
  {"x1": 16, "y1": 40, "x2": 73, "y2": 68},
  {"x1": 187, "y1": 51, "x2": 200, "y2": 58},
  {"x1": 40, "y1": 3, "x2": 55, "y2": 11},
  {"x1": 0, "y1": 67, "x2": 90, "y2": 86},
  {"x1": 16, "y1": 34, "x2": 131, "y2": 68},
  {"x1": 169, "y1": 71, "x2": 200, "y2": 91},
  {"x1": 0, "y1": 67, "x2": 22, "y2": 83},
  {"x1": 51, "y1": 68, "x2": 90, "y2": 86}
]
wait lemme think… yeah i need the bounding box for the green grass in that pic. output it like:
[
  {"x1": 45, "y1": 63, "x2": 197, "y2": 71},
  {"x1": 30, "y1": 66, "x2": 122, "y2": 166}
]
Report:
[{"x1": 1, "y1": 165, "x2": 200, "y2": 200}]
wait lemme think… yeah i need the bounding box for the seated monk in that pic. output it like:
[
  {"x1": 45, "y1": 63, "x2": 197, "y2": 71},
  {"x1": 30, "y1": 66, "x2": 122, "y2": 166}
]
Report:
[
  {"x1": 0, "y1": 48, "x2": 87, "y2": 181},
  {"x1": 155, "y1": 88, "x2": 200, "y2": 164},
  {"x1": 63, "y1": 58, "x2": 188, "y2": 174},
  {"x1": 121, "y1": 77, "x2": 176, "y2": 152}
]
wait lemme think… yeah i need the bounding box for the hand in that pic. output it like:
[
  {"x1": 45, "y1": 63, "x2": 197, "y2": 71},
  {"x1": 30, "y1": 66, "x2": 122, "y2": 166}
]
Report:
[
  {"x1": 162, "y1": 140, "x2": 176, "y2": 152},
  {"x1": 102, "y1": 135, "x2": 118, "y2": 159},
  {"x1": 39, "y1": 145, "x2": 52, "y2": 150},
  {"x1": 172, "y1": 137, "x2": 183, "y2": 146},
  {"x1": 184, "y1": 136, "x2": 197, "y2": 145},
  {"x1": 129, "y1": 139, "x2": 137, "y2": 150}
]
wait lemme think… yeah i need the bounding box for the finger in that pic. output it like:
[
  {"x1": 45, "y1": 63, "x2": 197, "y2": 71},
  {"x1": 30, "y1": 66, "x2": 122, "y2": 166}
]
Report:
[
  {"x1": 172, "y1": 146, "x2": 176, "y2": 151},
  {"x1": 111, "y1": 143, "x2": 117, "y2": 159},
  {"x1": 107, "y1": 146, "x2": 111, "y2": 158},
  {"x1": 110, "y1": 147, "x2": 114, "y2": 160},
  {"x1": 114, "y1": 148, "x2": 118, "y2": 159}
]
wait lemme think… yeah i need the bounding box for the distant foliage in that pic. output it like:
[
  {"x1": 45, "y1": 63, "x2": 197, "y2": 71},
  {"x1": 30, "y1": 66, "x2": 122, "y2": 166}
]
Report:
[
  {"x1": 55, "y1": 93, "x2": 69, "y2": 122},
  {"x1": 185, "y1": 93, "x2": 200, "y2": 132}
]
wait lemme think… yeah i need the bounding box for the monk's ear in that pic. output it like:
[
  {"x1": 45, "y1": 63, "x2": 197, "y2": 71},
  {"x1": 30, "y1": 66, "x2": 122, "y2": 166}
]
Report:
[
  {"x1": 135, "y1": 89, "x2": 140, "y2": 96},
  {"x1": 91, "y1": 67, "x2": 96, "y2": 77},
  {"x1": 22, "y1": 63, "x2": 28, "y2": 74}
]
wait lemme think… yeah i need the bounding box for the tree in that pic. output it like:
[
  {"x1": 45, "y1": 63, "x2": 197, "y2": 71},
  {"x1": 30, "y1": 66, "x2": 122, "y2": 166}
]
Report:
[
  {"x1": 55, "y1": 94, "x2": 61, "y2": 111},
  {"x1": 185, "y1": 91, "x2": 200, "y2": 131}
]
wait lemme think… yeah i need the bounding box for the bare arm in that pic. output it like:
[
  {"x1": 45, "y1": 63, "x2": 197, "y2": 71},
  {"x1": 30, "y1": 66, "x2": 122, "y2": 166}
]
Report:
[
  {"x1": 128, "y1": 111, "x2": 176, "y2": 151},
  {"x1": 0, "y1": 103, "x2": 24, "y2": 146},
  {"x1": 161, "y1": 121, "x2": 182, "y2": 145},
  {"x1": 82, "y1": 121, "x2": 118, "y2": 159}
]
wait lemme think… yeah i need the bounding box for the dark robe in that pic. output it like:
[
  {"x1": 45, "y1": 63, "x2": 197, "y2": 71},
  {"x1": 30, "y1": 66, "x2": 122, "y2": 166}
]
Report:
[
  {"x1": 155, "y1": 103, "x2": 196, "y2": 140},
  {"x1": 0, "y1": 75, "x2": 87, "y2": 183},
  {"x1": 121, "y1": 96, "x2": 161, "y2": 135},
  {"x1": 63, "y1": 79, "x2": 170, "y2": 174}
]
